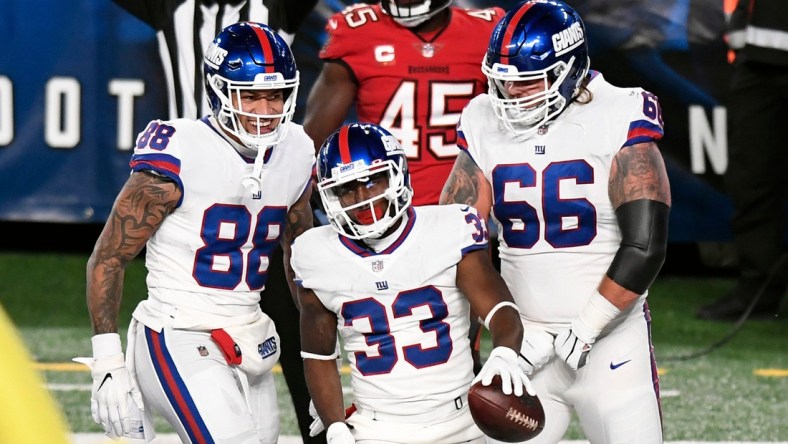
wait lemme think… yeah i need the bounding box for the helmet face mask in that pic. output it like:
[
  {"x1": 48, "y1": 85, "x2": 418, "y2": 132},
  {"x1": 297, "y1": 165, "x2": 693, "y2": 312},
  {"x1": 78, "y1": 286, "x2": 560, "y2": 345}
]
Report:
[
  {"x1": 483, "y1": 0, "x2": 589, "y2": 136},
  {"x1": 204, "y1": 22, "x2": 299, "y2": 152},
  {"x1": 317, "y1": 123, "x2": 412, "y2": 240},
  {"x1": 381, "y1": 0, "x2": 452, "y2": 28}
]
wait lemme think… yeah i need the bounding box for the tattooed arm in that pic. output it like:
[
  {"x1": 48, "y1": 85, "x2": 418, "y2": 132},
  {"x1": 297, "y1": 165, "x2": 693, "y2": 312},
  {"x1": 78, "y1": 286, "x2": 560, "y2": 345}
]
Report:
[
  {"x1": 282, "y1": 185, "x2": 314, "y2": 309},
  {"x1": 608, "y1": 141, "x2": 671, "y2": 208},
  {"x1": 599, "y1": 141, "x2": 671, "y2": 309},
  {"x1": 86, "y1": 171, "x2": 181, "y2": 334},
  {"x1": 553, "y1": 141, "x2": 671, "y2": 370},
  {"x1": 439, "y1": 151, "x2": 493, "y2": 220}
]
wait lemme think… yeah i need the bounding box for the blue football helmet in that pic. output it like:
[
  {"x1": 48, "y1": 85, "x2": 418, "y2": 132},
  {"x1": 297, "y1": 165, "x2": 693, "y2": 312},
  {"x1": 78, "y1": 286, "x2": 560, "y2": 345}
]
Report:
[
  {"x1": 380, "y1": 0, "x2": 452, "y2": 28},
  {"x1": 483, "y1": 0, "x2": 589, "y2": 136},
  {"x1": 204, "y1": 22, "x2": 299, "y2": 151},
  {"x1": 317, "y1": 123, "x2": 413, "y2": 240}
]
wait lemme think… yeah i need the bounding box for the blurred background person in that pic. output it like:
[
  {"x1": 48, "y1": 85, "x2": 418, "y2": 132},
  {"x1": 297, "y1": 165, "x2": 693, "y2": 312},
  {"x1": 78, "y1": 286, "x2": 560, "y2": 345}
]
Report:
[
  {"x1": 569, "y1": 0, "x2": 719, "y2": 110},
  {"x1": 696, "y1": 0, "x2": 788, "y2": 321},
  {"x1": 112, "y1": 0, "x2": 319, "y2": 120},
  {"x1": 109, "y1": 1, "x2": 322, "y2": 441}
]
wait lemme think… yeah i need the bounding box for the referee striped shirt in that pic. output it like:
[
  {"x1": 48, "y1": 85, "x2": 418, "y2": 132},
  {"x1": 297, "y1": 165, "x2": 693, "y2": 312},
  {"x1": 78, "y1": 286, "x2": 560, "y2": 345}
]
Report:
[{"x1": 112, "y1": 0, "x2": 318, "y2": 119}]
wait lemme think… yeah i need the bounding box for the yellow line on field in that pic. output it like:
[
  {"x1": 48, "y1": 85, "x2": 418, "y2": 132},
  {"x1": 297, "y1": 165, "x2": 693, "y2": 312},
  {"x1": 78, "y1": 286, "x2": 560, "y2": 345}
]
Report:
[
  {"x1": 36, "y1": 362, "x2": 352, "y2": 375},
  {"x1": 754, "y1": 368, "x2": 788, "y2": 377},
  {"x1": 657, "y1": 367, "x2": 787, "y2": 378},
  {"x1": 37, "y1": 362, "x2": 88, "y2": 372}
]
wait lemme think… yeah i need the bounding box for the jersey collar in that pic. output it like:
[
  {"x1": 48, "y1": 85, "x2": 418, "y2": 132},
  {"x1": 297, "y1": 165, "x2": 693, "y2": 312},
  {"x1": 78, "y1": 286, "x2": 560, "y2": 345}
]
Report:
[{"x1": 338, "y1": 207, "x2": 417, "y2": 258}]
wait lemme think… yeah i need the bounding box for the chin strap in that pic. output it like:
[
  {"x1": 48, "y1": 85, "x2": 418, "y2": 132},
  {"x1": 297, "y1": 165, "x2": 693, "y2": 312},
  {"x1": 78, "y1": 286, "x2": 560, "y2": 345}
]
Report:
[{"x1": 242, "y1": 145, "x2": 270, "y2": 196}]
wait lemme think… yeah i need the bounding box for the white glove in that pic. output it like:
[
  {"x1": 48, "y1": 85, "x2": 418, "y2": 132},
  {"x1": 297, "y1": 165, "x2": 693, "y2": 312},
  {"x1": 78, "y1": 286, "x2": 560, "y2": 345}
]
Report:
[
  {"x1": 473, "y1": 346, "x2": 535, "y2": 397},
  {"x1": 554, "y1": 327, "x2": 593, "y2": 370},
  {"x1": 520, "y1": 329, "x2": 555, "y2": 375},
  {"x1": 326, "y1": 422, "x2": 355, "y2": 444},
  {"x1": 73, "y1": 333, "x2": 144, "y2": 439},
  {"x1": 555, "y1": 291, "x2": 621, "y2": 370},
  {"x1": 308, "y1": 349, "x2": 345, "y2": 437},
  {"x1": 308, "y1": 399, "x2": 324, "y2": 437}
]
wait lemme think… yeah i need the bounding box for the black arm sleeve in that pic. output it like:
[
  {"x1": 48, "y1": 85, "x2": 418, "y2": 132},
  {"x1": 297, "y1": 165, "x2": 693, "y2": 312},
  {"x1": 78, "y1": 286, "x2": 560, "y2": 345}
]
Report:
[{"x1": 606, "y1": 199, "x2": 670, "y2": 294}]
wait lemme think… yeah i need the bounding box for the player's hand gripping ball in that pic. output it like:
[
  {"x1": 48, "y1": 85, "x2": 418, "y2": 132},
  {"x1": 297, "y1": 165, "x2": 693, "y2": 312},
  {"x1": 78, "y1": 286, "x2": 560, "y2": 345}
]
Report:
[{"x1": 468, "y1": 375, "x2": 545, "y2": 442}]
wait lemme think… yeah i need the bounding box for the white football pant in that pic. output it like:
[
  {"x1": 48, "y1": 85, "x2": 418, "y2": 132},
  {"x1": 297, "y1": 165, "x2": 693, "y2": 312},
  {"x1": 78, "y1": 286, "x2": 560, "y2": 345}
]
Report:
[
  {"x1": 488, "y1": 304, "x2": 663, "y2": 444},
  {"x1": 133, "y1": 324, "x2": 280, "y2": 443}
]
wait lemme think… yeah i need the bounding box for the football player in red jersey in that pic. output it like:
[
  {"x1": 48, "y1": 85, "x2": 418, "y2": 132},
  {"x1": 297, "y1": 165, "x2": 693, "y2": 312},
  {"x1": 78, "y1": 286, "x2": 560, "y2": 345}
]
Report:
[{"x1": 304, "y1": 0, "x2": 504, "y2": 207}]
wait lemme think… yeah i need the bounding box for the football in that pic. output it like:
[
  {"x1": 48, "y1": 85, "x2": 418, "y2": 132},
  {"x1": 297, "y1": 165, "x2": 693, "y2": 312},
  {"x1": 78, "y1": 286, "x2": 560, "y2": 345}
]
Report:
[{"x1": 468, "y1": 375, "x2": 545, "y2": 442}]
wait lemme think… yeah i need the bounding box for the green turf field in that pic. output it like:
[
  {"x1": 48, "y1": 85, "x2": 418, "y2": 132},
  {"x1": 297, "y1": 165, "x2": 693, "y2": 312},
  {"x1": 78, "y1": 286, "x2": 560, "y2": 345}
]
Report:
[{"x1": 2, "y1": 252, "x2": 786, "y2": 441}]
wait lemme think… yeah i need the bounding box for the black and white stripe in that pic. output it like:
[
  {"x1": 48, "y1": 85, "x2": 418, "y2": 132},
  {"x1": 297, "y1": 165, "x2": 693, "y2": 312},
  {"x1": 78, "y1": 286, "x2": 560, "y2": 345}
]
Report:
[{"x1": 112, "y1": 0, "x2": 317, "y2": 119}]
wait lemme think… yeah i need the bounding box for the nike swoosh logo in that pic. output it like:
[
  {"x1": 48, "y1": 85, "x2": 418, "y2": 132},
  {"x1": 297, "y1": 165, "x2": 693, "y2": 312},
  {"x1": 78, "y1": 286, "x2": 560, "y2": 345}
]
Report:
[
  {"x1": 609, "y1": 360, "x2": 631, "y2": 370},
  {"x1": 97, "y1": 373, "x2": 113, "y2": 390}
]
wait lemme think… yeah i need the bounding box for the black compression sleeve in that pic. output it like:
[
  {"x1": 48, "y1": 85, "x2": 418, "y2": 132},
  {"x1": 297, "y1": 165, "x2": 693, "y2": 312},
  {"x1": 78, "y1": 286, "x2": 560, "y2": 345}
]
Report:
[{"x1": 606, "y1": 199, "x2": 670, "y2": 294}]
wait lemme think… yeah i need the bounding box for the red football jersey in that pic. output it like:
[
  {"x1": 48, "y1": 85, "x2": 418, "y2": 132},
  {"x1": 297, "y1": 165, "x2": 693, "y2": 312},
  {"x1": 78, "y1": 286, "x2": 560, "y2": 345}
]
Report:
[{"x1": 320, "y1": 4, "x2": 504, "y2": 206}]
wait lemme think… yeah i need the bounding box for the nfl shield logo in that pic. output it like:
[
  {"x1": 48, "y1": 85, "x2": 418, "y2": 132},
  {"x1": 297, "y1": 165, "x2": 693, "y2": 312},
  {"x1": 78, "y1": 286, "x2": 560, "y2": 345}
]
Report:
[
  {"x1": 372, "y1": 260, "x2": 384, "y2": 272},
  {"x1": 422, "y1": 43, "x2": 435, "y2": 58}
]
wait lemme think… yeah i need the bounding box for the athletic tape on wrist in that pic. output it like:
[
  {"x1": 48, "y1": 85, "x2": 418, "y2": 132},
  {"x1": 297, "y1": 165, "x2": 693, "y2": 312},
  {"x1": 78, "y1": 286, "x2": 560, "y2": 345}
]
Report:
[
  {"x1": 483, "y1": 301, "x2": 520, "y2": 330},
  {"x1": 301, "y1": 351, "x2": 340, "y2": 360},
  {"x1": 572, "y1": 291, "x2": 621, "y2": 344},
  {"x1": 91, "y1": 333, "x2": 123, "y2": 358}
]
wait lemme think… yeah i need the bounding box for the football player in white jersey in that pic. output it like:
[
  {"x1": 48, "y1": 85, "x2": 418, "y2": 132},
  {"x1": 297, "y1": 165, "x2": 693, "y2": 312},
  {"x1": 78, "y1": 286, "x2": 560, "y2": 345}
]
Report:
[
  {"x1": 291, "y1": 123, "x2": 533, "y2": 444},
  {"x1": 79, "y1": 22, "x2": 314, "y2": 443},
  {"x1": 440, "y1": 1, "x2": 671, "y2": 443}
]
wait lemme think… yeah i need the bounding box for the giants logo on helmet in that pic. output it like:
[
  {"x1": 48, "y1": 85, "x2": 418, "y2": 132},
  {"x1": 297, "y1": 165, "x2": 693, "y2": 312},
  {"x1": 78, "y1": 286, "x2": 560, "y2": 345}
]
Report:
[
  {"x1": 551, "y1": 22, "x2": 584, "y2": 56},
  {"x1": 204, "y1": 42, "x2": 227, "y2": 69},
  {"x1": 335, "y1": 159, "x2": 367, "y2": 176},
  {"x1": 381, "y1": 135, "x2": 404, "y2": 155},
  {"x1": 255, "y1": 73, "x2": 282, "y2": 83}
]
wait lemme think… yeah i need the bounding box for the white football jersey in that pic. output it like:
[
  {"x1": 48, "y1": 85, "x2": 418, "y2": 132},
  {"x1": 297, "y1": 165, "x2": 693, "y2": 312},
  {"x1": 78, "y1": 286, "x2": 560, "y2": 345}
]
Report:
[
  {"x1": 291, "y1": 205, "x2": 489, "y2": 416},
  {"x1": 458, "y1": 72, "x2": 664, "y2": 330},
  {"x1": 130, "y1": 117, "x2": 314, "y2": 329}
]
